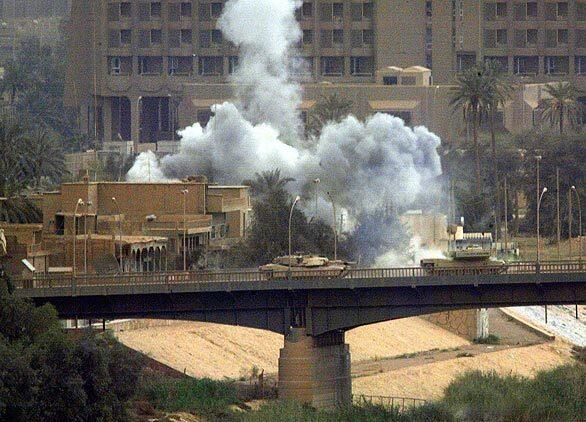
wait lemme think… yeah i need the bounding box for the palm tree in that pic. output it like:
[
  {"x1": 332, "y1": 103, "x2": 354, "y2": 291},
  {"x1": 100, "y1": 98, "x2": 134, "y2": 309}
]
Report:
[
  {"x1": 307, "y1": 93, "x2": 353, "y2": 136},
  {"x1": 0, "y1": 61, "x2": 30, "y2": 106},
  {"x1": 243, "y1": 169, "x2": 295, "y2": 198},
  {"x1": 0, "y1": 116, "x2": 31, "y2": 198},
  {"x1": 539, "y1": 82, "x2": 582, "y2": 134},
  {"x1": 450, "y1": 66, "x2": 485, "y2": 191},
  {"x1": 27, "y1": 128, "x2": 66, "y2": 189},
  {"x1": 481, "y1": 60, "x2": 513, "y2": 235}
]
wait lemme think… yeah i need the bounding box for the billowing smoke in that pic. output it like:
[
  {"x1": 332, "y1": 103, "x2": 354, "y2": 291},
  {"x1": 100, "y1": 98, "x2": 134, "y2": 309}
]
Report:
[
  {"x1": 218, "y1": 0, "x2": 303, "y2": 139},
  {"x1": 127, "y1": 0, "x2": 443, "y2": 261}
]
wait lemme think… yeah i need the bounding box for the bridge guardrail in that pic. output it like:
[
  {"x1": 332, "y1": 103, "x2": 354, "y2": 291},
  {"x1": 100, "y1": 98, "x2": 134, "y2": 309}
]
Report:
[
  {"x1": 352, "y1": 394, "x2": 426, "y2": 411},
  {"x1": 12, "y1": 260, "x2": 585, "y2": 290}
]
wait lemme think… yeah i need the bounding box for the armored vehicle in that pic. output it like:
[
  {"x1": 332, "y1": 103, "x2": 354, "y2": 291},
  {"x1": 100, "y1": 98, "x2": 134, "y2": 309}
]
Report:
[
  {"x1": 421, "y1": 244, "x2": 507, "y2": 275},
  {"x1": 259, "y1": 254, "x2": 353, "y2": 280}
]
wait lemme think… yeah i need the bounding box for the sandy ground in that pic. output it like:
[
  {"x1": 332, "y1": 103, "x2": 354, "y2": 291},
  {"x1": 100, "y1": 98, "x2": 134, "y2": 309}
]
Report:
[
  {"x1": 115, "y1": 317, "x2": 469, "y2": 379},
  {"x1": 352, "y1": 341, "x2": 575, "y2": 400}
]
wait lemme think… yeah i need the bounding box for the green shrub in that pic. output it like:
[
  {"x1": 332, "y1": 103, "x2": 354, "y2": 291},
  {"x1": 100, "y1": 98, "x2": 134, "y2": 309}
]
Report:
[
  {"x1": 137, "y1": 373, "x2": 239, "y2": 419},
  {"x1": 473, "y1": 334, "x2": 500, "y2": 345}
]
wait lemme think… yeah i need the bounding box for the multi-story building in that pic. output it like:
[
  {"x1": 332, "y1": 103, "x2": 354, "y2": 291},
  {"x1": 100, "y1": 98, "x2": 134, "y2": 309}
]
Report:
[{"x1": 64, "y1": 1, "x2": 586, "y2": 151}]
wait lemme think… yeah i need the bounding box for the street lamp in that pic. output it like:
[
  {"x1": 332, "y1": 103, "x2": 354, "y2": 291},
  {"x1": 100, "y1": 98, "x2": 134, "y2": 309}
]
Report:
[
  {"x1": 537, "y1": 187, "x2": 548, "y2": 263},
  {"x1": 326, "y1": 191, "x2": 337, "y2": 260},
  {"x1": 571, "y1": 186, "x2": 582, "y2": 263},
  {"x1": 288, "y1": 196, "x2": 301, "y2": 274},
  {"x1": 313, "y1": 178, "x2": 320, "y2": 220},
  {"x1": 181, "y1": 189, "x2": 189, "y2": 271},
  {"x1": 72, "y1": 198, "x2": 84, "y2": 277},
  {"x1": 83, "y1": 201, "x2": 93, "y2": 274},
  {"x1": 112, "y1": 197, "x2": 123, "y2": 273}
]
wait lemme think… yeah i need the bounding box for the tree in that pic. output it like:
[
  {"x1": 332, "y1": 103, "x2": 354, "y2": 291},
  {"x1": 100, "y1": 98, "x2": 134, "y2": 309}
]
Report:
[
  {"x1": 539, "y1": 82, "x2": 582, "y2": 134},
  {"x1": 450, "y1": 65, "x2": 487, "y2": 192},
  {"x1": 27, "y1": 128, "x2": 65, "y2": 189},
  {"x1": 307, "y1": 93, "x2": 353, "y2": 136},
  {"x1": 242, "y1": 169, "x2": 295, "y2": 199},
  {"x1": 0, "y1": 61, "x2": 30, "y2": 106}
]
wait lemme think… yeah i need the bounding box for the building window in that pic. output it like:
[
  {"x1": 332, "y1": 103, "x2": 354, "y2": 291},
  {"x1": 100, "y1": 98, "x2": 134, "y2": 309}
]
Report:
[
  {"x1": 545, "y1": 29, "x2": 568, "y2": 47},
  {"x1": 151, "y1": 2, "x2": 161, "y2": 18},
  {"x1": 228, "y1": 56, "x2": 239, "y2": 74},
  {"x1": 456, "y1": 53, "x2": 476, "y2": 71},
  {"x1": 321, "y1": 2, "x2": 343, "y2": 21},
  {"x1": 514, "y1": 2, "x2": 537, "y2": 20},
  {"x1": 333, "y1": 29, "x2": 343, "y2": 45},
  {"x1": 303, "y1": 30, "x2": 313, "y2": 45},
  {"x1": 200, "y1": 30, "x2": 222, "y2": 48},
  {"x1": 350, "y1": 56, "x2": 373, "y2": 76},
  {"x1": 425, "y1": 26, "x2": 433, "y2": 49},
  {"x1": 302, "y1": 2, "x2": 313, "y2": 18},
  {"x1": 150, "y1": 29, "x2": 162, "y2": 45},
  {"x1": 383, "y1": 76, "x2": 398, "y2": 85},
  {"x1": 109, "y1": 56, "x2": 121, "y2": 74},
  {"x1": 425, "y1": 52, "x2": 433, "y2": 69},
  {"x1": 351, "y1": 2, "x2": 373, "y2": 21},
  {"x1": 138, "y1": 56, "x2": 163, "y2": 75},
  {"x1": 291, "y1": 57, "x2": 314, "y2": 76},
  {"x1": 211, "y1": 29, "x2": 222, "y2": 45},
  {"x1": 321, "y1": 56, "x2": 344, "y2": 76},
  {"x1": 515, "y1": 29, "x2": 538, "y2": 47},
  {"x1": 120, "y1": 2, "x2": 131, "y2": 17},
  {"x1": 181, "y1": 29, "x2": 192, "y2": 44},
  {"x1": 545, "y1": 2, "x2": 568, "y2": 20},
  {"x1": 198, "y1": 56, "x2": 224, "y2": 76},
  {"x1": 401, "y1": 76, "x2": 416, "y2": 85},
  {"x1": 575, "y1": 56, "x2": 586, "y2": 74},
  {"x1": 108, "y1": 2, "x2": 132, "y2": 20},
  {"x1": 544, "y1": 56, "x2": 569, "y2": 75},
  {"x1": 168, "y1": 56, "x2": 193, "y2": 76},
  {"x1": 484, "y1": 2, "x2": 508, "y2": 20},
  {"x1": 513, "y1": 55, "x2": 538, "y2": 75},
  {"x1": 120, "y1": 29, "x2": 132, "y2": 45},
  {"x1": 362, "y1": 29, "x2": 373, "y2": 45},
  {"x1": 199, "y1": 2, "x2": 223, "y2": 21},
  {"x1": 181, "y1": 2, "x2": 192, "y2": 18},
  {"x1": 197, "y1": 109, "x2": 213, "y2": 126},
  {"x1": 485, "y1": 56, "x2": 508, "y2": 73},
  {"x1": 426, "y1": 1, "x2": 432, "y2": 18}
]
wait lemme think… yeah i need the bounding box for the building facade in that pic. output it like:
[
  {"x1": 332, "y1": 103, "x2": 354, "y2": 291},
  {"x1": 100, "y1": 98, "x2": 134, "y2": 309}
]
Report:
[
  {"x1": 40, "y1": 178, "x2": 251, "y2": 273},
  {"x1": 64, "y1": 0, "x2": 586, "y2": 149}
]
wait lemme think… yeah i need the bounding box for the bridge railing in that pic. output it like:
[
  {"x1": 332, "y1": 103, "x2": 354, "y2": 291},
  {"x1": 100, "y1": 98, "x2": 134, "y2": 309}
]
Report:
[
  {"x1": 351, "y1": 394, "x2": 426, "y2": 411},
  {"x1": 12, "y1": 260, "x2": 585, "y2": 289}
]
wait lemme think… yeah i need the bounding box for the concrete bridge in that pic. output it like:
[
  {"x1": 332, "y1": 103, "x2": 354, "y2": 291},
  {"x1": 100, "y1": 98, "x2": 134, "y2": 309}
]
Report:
[{"x1": 13, "y1": 261, "x2": 586, "y2": 409}]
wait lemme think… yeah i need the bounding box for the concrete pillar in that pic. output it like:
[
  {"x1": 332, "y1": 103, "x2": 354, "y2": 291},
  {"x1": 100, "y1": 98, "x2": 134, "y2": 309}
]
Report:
[
  {"x1": 103, "y1": 97, "x2": 112, "y2": 143},
  {"x1": 278, "y1": 328, "x2": 351, "y2": 409},
  {"x1": 130, "y1": 97, "x2": 140, "y2": 153}
]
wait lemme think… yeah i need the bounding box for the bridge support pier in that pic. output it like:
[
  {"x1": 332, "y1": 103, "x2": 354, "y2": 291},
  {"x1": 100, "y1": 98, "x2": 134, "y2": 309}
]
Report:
[{"x1": 278, "y1": 328, "x2": 351, "y2": 409}]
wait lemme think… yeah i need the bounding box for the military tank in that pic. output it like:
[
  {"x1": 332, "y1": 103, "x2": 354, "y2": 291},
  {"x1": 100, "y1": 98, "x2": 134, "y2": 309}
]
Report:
[
  {"x1": 259, "y1": 254, "x2": 353, "y2": 280},
  {"x1": 420, "y1": 244, "x2": 507, "y2": 275}
]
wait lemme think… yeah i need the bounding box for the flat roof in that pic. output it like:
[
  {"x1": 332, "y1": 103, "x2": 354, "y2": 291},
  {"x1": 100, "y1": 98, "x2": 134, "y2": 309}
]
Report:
[{"x1": 208, "y1": 185, "x2": 250, "y2": 189}]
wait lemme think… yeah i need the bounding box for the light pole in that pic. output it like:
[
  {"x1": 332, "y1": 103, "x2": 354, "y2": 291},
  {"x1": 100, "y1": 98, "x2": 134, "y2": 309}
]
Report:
[
  {"x1": 112, "y1": 197, "x2": 123, "y2": 273},
  {"x1": 288, "y1": 196, "x2": 301, "y2": 274},
  {"x1": 181, "y1": 189, "x2": 189, "y2": 271},
  {"x1": 571, "y1": 186, "x2": 582, "y2": 263},
  {"x1": 326, "y1": 191, "x2": 337, "y2": 260},
  {"x1": 72, "y1": 198, "x2": 84, "y2": 276},
  {"x1": 537, "y1": 187, "x2": 548, "y2": 263},
  {"x1": 83, "y1": 201, "x2": 93, "y2": 274},
  {"x1": 535, "y1": 155, "x2": 542, "y2": 261},
  {"x1": 313, "y1": 178, "x2": 320, "y2": 220}
]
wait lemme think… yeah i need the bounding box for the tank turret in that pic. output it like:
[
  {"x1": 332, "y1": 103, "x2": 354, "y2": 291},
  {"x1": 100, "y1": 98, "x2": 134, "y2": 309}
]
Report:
[{"x1": 259, "y1": 254, "x2": 353, "y2": 279}]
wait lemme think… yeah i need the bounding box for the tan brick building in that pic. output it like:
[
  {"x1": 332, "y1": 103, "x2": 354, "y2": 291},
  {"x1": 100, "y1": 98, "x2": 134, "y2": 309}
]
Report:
[
  {"x1": 41, "y1": 178, "x2": 251, "y2": 273},
  {"x1": 64, "y1": 0, "x2": 586, "y2": 150}
]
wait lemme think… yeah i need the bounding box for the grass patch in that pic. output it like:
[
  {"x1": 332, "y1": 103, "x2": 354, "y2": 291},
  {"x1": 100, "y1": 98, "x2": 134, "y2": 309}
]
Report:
[
  {"x1": 136, "y1": 372, "x2": 239, "y2": 419},
  {"x1": 473, "y1": 334, "x2": 500, "y2": 345}
]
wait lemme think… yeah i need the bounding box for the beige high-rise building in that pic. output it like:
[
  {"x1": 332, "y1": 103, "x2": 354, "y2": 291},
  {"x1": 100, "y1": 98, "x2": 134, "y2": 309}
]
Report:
[{"x1": 64, "y1": 0, "x2": 586, "y2": 150}]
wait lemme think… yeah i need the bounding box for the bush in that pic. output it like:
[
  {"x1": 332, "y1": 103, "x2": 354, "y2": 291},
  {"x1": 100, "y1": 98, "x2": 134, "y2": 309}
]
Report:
[
  {"x1": 473, "y1": 334, "x2": 500, "y2": 345},
  {"x1": 137, "y1": 373, "x2": 239, "y2": 419}
]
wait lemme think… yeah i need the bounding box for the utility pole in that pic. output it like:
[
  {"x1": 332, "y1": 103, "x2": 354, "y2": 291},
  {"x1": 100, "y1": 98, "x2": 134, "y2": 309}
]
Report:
[
  {"x1": 569, "y1": 189, "x2": 573, "y2": 260},
  {"x1": 556, "y1": 168, "x2": 561, "y2": 260},
  {"x1": 504, "y1": 177, "x2": 508, "y2": 256}
]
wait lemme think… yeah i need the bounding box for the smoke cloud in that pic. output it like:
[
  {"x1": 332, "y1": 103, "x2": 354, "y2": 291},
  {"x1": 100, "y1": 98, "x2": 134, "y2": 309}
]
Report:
[{"x1": 127, "y1": 0, "x2": 443, "y2": 255}]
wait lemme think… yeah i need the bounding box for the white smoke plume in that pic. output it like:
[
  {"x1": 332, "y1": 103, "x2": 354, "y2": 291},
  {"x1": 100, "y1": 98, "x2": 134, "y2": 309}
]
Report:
[
  {"x1": 127, "y1": 0, "x2": 443, "y2": 230},
  {"x1": 218, "y1": 0, "x2": 303, "y2": 139}
]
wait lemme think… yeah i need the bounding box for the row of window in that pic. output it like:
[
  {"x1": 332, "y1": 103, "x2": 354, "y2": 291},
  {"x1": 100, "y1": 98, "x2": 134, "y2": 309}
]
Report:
[
  {"x1": 484, "y1": 2, "x2": 586, "y2": 21},
  {"x1": 483, "y1": 28, "x2": 586, "y2": 48},
  {"x1": 458, "y1": 54, "x2": 586, "y2": 75},
  {"x1": 107, "y1": 1, "x2": 373, "y2": 22},
  {"x1": 108, "y1": 28, "x2": 374, "y2": 49},
  {"x1": 108, "y1": 55, "x2": 374, "y2": 77}
]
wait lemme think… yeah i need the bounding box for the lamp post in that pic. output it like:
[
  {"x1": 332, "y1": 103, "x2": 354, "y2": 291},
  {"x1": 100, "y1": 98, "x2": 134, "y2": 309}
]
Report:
[
  {"x1": 83, "y1": 201, "x2": 92, "y2": 274},
  {"x1": 326, "y1": 191, "x2": 337, "y2": 260},
  {"x1": 313, "y1": 178, "x2": 320, "y2": 220},
  {"x1": 537, "y1": 187, "x2": 548, "y2": 263},
  {"x1": 72, "y1": 198, "x2": 84, "y2": 276},
  {"x1": 571, "y1": 186, "x2": 582, "y2": 263},
  {"x1": 288, "y1": 196, "x2": 301, "y2": 274},
  {"x1": 112, "y1": 197, "x2": 123, "y2": 273},
  {"x1": 181, "y1": 189, "x2": 189, "y2": 271}
]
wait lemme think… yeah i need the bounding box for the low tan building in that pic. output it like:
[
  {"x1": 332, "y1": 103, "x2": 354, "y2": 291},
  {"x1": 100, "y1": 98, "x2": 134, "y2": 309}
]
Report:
[{"x1": 41, "y1": 178, "x2": 251, "y2": 273}]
